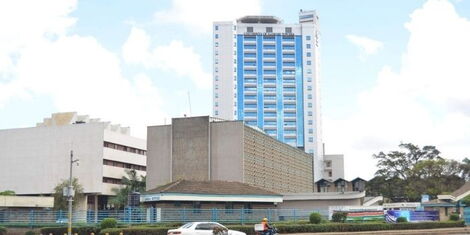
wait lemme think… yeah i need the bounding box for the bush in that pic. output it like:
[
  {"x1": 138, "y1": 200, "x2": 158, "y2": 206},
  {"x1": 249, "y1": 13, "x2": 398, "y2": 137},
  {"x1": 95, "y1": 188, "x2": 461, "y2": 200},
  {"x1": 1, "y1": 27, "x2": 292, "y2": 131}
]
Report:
[
  {"x1": 0, "y1": 226, "x2": 6, "y2": 235},
  {"x1": 24, "y1": 231, "x2": 38, "y2": 235},
  {"x1": 449, "y1": 213, "x2": 460, "y2": 221},
  {"x1": 396, "y1": 217, "x2": 408, "y2": 223},
  {"x1": 332, "y1": 212, "x2": 348, "y2": 223},
  {"x1": 309, "y1": 212, "x2": 322, "y2": 224},
  {"x1": 101, "y1": 218, "x2": 118, "y2": 229},
  {"x1": 40, "y1": 226, "x2": 100, "y2": 235},
  {"x1": 98, "y1": 221, "x2": 465, "y2": 235}
]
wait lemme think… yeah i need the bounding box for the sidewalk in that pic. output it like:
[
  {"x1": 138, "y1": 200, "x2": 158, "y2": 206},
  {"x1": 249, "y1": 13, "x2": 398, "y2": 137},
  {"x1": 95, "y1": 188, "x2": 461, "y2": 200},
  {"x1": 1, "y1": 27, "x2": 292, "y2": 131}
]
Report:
[{"x1": 288, "y1": 227, "x2": 470, "y2": 235}]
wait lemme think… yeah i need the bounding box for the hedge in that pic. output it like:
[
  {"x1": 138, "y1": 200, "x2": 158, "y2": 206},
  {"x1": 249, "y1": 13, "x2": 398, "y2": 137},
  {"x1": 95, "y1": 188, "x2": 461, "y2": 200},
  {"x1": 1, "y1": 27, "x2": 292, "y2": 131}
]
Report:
[
  {"x1": 0, "y1": 226, "x2": 6, "y2": 235},
  {"x1": 40, "y1": 226, "x2": 100, "y2": 235},
  {"x1": 98, "y1": 221, "x2": 464, "y2": 235}
]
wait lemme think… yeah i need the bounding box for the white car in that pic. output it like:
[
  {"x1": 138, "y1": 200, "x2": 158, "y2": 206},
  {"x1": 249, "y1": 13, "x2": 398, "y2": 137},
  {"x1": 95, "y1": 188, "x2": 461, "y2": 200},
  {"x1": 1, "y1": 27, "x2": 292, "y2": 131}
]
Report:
[{"x1": 168, "y1": 222, "x2": 246, "y2": 235}]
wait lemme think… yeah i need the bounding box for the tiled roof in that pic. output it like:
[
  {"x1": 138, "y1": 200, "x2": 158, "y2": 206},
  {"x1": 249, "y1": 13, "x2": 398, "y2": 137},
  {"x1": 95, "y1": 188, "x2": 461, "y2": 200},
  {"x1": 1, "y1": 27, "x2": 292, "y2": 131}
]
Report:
[
  {"x1": 452, "y1": 181, "x2": 470, "y2": 198},
  {"x1": 145, "y1": 180, "x2": 280, "y2": 196}
]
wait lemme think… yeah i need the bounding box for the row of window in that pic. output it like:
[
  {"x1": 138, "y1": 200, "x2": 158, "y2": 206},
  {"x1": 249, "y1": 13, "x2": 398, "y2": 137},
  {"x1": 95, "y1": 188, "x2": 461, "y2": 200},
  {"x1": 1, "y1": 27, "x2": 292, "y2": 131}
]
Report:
[
  {"x1": 243, "y1": 77, "x2": 313, "y2": 82},
  {"x1": 104, "y1": 141, "x2": 146, "y2": 155},
  {"x1": 103, "y1": 159, "x2": 146, "y2": 171},
  {"x1": 173, "y1": 201, "x2": 254, "y2": 214},
  {"x1": 102, "y1": 177, "x2": 122, "y2": 185},
  {"x1": 243, "y1": 62, "x2": 296, "y2": 66},
  {"x1": 215, "y1": 92, "x2": 315, "y2": 100}
]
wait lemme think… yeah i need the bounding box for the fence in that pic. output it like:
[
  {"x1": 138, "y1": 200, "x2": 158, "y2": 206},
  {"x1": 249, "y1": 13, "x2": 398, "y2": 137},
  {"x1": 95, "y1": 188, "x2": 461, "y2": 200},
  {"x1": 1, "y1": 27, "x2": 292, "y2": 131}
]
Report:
[{"x1": 0, "y1": 208, "x2": 327, "y2": 226}]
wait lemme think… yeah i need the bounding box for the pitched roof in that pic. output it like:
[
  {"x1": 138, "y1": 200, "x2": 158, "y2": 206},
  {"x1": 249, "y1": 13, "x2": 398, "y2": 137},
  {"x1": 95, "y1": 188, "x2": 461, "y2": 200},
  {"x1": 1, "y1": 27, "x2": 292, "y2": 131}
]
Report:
[
  {"x1": 452, "y1": 181, "x2": 470, "y2": 198},
  {"x1": 145, "y1": 180, "x2": 280, "y2": 196}
]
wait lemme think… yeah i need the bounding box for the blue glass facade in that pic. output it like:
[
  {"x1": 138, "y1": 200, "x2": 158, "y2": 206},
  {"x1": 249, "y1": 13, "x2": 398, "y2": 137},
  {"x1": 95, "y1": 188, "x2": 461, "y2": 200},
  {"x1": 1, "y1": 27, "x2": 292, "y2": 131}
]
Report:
[{"x1": 236, "y1": 34, "x2": 304, "y2": 148}]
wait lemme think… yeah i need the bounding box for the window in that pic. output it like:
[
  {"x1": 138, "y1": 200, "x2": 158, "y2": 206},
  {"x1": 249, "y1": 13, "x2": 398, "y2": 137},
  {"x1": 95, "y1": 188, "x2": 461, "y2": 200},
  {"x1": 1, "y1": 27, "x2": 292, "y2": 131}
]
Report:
[
  {"x1": 215, "y1": 50, "x2": 218, "y2": 55},
  {"x1": 328, "y1": 171, "x2": 333, "y2": 177},
  {"x1": 306, "y1": 35, "x2": 311, "y2": 40},
  {"x1": 309, "y1": 149, "x2": 314, "y2": 154},
  {"x1": 215, "y1": 93, "x2": 218, "y2": 98},
  {"x1": 306, "y1": 44, "x2": 311, "y2": 49},
  {"x1": 104, "y1": 141, "x2": 146, "y2": 155},
  {"x1": 215, "y1": 59, "x2": 218, "y2": 64},
  {"x1": 215, "y1": 102, "x2": 218, "y2": 107},
  {"x1": 225, "y1": 202, "x2": 234, "y2": 213},
  {"x1": 174, "y1": 201, "x2": 181, "y2": 207},
  {"x1": 307, "y1": 69, "x2": 312, "y2": 74},
  {"x1": 307, "y1": 77, "x2": 312, "y2": 82},
  {"x1": 308, "y1": 103, "x2": 312, "y2": 108},
  {"x1": 307, "y1": 60, "x2": 311, "y2": 65},
  {"x1": 215, "y1": 110, "x2": 218, "y2": 115},
  {"x1": 215, "y1": 67, "x2": 218, "y2": 72},
  {"x1": 309, "y1": 128, "x2": 313, "y2": 134},
  {"x1": 247, "y1": 27, "x2": 253, "y2": 33},
  {"x1": 308, "y1": 94, "x2": 312, "y2": 99},
  {"x1": 243, "y1": 203, "x2": 253, "y2": 213},
  {"x1": 308, "y1": 111, "x2": 313, "y2": 116},
  {"x1": 309, "y1": 137, "x2": 314, "y2": 142},
  {"x1": 193, "y1": 202, "x2": 201, "y2": 213},
  {"x1": 215, "y1": 76, "x2": 218, "y2": 81},
  {"x1": 307, "y1": 85, "x2": 312, "y2": 91},
  {"x1": 215, "y1": 25, "x2": 219, "y2": 30},
  {"x1": 215, "y1": 42, "x2": 219, "y2": 47},
  {"x1": 215, "y1": 34, "x2": 219, "y2": 39},
  {"x1": 266, "y1": 27, "x2": 273, "y2": 33},
  {"x1": 308, "y1": 120, "x2": 313, "y2": 125},
  {"x1": 196, "y1": 223, "x2": 212, "y2": 230},
  {"x1": 307, "y1": 52, "x2": 311, "y2": 57},
  {"x1": 285, "y1": 27, "x2": 292, "y2": 33}
]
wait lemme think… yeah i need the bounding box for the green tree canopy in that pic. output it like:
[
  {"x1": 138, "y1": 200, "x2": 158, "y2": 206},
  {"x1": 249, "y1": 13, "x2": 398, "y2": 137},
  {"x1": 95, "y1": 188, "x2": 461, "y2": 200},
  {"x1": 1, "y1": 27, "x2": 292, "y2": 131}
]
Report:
[
  {"x1": 109, "y1": 169, "x2": 146, "y2": 209},
  {"x1": 53, "y1": 178, "x2": 84, "y2": 210},
  {"x1": 0, "y1": 190, "x2": 15, "y2": 196}
]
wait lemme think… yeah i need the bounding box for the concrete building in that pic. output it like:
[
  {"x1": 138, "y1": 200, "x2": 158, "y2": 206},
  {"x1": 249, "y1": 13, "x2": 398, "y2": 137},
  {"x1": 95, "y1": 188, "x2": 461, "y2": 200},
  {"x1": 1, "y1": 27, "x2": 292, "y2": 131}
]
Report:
[
  {"x1": 0, "y1": 112, "x2": 146, "y2": 210},
  {"x1": 147, "y1": 116, "x2": 313, "y2": 194},
  {"x1": 213, "y1": 11, "x2": 324, "y2": 181},
  {"x1": 323, "y1": 154, "x2": 345, "y2": 181}
]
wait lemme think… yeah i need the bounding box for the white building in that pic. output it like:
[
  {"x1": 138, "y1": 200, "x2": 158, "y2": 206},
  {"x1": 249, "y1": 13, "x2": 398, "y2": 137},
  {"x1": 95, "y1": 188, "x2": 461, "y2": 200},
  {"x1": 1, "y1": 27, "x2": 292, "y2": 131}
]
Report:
[
  {"x1": 213, "y1": 10, "x2": 324, "y2": 181},
  {"x1": 0, "y1": 112, "x2": 146, "y2": 210}
]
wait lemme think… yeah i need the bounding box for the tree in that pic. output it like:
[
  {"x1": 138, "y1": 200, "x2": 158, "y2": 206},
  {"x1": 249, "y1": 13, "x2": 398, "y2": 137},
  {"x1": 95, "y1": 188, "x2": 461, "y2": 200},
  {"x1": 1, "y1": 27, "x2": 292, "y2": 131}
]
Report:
[
  {"x1": 53, "y1": 178, "x2": 84, "y2": 210},
  {"x1": 369, "y1": 143, "x2": 465, "y2": 202},
  {"x1": 109, "y1": 169, "x2": 146, "y2": 209}
]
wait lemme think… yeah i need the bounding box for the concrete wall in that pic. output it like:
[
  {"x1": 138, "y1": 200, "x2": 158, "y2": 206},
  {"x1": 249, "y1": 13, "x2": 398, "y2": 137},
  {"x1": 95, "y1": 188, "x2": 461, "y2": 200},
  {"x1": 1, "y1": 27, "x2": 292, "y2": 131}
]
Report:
[
  {"x1": 279, "y1": 198, "x2": 362, "y2": 210},
  {"x1": 0, "y1": 123, "x2": 104, "y2": 194},
  {"x1": 323, "y1": 154, "x2": 344, "y2": 181},
  {"x1": 146, "y1": 125, "x2": 172, "y2": 189},
  {"x1": 172, "y1": 116, "x2": 210, "y2": 181},
  {"x1": 0, "y1": 196, "x2": 54, "y2": 208},
  {"x1": 210, "y1": 121, "x2": 244, "y2": 182}
]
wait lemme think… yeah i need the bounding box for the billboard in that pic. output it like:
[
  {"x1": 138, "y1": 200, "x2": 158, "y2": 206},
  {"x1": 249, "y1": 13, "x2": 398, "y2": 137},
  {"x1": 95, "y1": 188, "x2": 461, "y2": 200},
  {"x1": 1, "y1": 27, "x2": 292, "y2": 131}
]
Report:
[{"x1": 385, "y1": 210, "x2": 439, "y2": 223}]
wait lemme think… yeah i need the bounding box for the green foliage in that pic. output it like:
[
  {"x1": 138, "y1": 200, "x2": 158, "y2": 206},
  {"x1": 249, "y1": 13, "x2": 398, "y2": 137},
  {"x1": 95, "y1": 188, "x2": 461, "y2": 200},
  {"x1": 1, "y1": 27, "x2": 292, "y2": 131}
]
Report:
[
  {"x1": 97, "y1": 221, "x2": 465, "y2": 235},
  {"x1": 368, "y1": 143, "x2": 466, "y2": 201},
  {"x1": 40, "y1": 226, "x2": 99, "y2": 235},
  {"x1": 332, "y1": 212, "x2": 348, "y2": 223},
  {"x1": 24, "y1": 230, "x2": 38, "y2": 235},
  {"x1": 109, "y1": 169, "x2": 146, "y2": 209},
  {"x1": 461, "y1": 195, "x2": 470, "y2": 207},
  {"x1": 53, "y1": 178, "x2": 85, "y2": 210},
  {"x1": 100, "y1": 218, "x2": 118, "y2": 229},
  {"x1": 449, "y1": 213, "x2": 460, "y2": 221},
  {"x1": 396, "y1": 217, "x2": 407, "y2": 223},
  {"x1": 0, "y1": 226, "x2": 6, "y2": 235},
  {"x1": 309, "y1": 212, "x2": 322, "y2": 224},
  {"x1": 0, "y1": 190, "x2": 15, "y2": 196}
]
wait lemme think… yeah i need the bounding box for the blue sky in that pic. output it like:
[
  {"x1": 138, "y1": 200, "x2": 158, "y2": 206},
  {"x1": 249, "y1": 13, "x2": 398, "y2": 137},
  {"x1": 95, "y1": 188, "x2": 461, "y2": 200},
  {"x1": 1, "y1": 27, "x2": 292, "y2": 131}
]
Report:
[{"x1": 1, "y1": 0, "x2": 470, "y2": 179}]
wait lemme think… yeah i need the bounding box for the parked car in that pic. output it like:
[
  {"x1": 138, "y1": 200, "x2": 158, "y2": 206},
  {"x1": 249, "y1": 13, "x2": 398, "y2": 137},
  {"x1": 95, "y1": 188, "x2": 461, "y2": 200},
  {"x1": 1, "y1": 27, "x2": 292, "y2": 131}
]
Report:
[{"x1": 168, "y1": 222, "x2": 246, "y2": 235}]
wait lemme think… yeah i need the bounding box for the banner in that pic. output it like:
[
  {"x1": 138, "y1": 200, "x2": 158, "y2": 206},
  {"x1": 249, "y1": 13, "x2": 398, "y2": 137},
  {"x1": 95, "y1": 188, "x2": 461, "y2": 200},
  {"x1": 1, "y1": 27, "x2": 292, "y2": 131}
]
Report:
[
  {"x1": 385, "y1": 210, "x2": 439, "y2": 223},
  {"x1": 345, "y1": 211, "x2": 384, "y2": 221}
]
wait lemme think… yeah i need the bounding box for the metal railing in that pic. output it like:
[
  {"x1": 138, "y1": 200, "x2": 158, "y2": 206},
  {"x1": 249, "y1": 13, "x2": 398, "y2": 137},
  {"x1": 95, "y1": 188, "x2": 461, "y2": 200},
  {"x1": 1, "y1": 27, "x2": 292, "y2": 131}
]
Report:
[{"x1": 0, "y1": 208, "x2": 327, "y2": 226}]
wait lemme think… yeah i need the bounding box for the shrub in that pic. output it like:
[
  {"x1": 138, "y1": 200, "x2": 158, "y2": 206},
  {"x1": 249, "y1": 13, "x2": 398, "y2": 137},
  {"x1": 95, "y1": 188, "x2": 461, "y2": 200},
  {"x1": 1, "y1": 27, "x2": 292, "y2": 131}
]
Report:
[
  {"x1": 24, "y1": 231, "x2": 38, "y2": 235},
  {"x1": 449, "y1": 213, "x2": 460, "y2": 221},
  {"x1": 0, "y1": 226, "x2": 6, "y2": 235},
  {"x1": 40, "y1": 226, "x2": 100, "y2": 235},
  {"x1": 332, "y1": 212, "x2": 348, "y2": 223},
  {"x1": 101, "y1": 218, "x2": 118, "y2": 229},
  {"x1": 309, "y1": 212, "x2": 322, "y2": 224},
  {"x1": 396, "y1": 217, "x2": 407, "y2": 223},
  {"x1": 99, "y1": 227, "x2": 170, "y2": 235}
]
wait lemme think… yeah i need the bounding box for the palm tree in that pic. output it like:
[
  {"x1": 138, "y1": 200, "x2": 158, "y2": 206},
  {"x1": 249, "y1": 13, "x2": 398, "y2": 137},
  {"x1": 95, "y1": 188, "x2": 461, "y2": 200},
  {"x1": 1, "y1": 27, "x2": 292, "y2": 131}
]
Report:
[{"x1": 109, "y1": 169, "x2": 146, "y2": 209}]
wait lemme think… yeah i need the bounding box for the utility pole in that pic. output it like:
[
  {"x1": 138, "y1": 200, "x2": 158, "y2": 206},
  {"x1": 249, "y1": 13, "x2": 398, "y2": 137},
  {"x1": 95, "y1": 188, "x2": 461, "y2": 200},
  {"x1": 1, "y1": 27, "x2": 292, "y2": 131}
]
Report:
[{"x1": 67, "y1": 150, "x2": 79, "y2": 235}]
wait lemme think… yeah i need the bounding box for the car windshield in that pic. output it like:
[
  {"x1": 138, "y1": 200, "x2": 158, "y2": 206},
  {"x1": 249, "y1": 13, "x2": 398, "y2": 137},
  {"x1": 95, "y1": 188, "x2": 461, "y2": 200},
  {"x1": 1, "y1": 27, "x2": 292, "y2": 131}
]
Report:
[{"x1": 179, "y1": 223, "x2": 194, "y2": 229}]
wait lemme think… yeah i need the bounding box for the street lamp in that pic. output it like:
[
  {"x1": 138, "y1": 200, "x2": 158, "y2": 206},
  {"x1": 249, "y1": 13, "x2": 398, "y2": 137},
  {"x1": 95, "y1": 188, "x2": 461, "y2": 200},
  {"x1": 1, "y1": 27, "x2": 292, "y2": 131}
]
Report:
[{"x1": 67, "y1": 150, "x2": 79, "y2": 235}]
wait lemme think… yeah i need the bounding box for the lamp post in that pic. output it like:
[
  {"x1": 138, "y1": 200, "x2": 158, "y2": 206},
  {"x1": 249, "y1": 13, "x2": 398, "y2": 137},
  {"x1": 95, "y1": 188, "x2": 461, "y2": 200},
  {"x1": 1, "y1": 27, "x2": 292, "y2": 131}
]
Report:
[{"x1": 68, "y1": 150, "x2": 79, "y2": 235}]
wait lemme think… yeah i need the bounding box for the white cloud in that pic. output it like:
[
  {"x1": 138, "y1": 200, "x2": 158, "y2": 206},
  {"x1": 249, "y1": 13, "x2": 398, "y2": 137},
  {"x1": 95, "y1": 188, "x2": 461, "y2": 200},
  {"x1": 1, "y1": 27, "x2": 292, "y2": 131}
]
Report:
[
  {"x1": 122, "y1": 27, "x2": 211, "y2": 89},
  {"x1": 0, "y1": 0, "x2": 166, "y2": 137},
  {"x1": 325, "y1": 0, "x2": 470, "y2": 179},
  {"x1": 154, "y1": 0, "x2": 262, "y2": 33},
  {"x1": 346, "y1": 34, "x2": 383, "y2": 60}
]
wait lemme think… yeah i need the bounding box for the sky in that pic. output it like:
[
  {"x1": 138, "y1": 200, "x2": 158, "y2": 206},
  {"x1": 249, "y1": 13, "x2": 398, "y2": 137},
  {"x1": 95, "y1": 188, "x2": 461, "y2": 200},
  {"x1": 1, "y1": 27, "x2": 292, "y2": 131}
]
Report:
[{"x1": 1, "y1": 0, "x2": 470, "y2": 180}]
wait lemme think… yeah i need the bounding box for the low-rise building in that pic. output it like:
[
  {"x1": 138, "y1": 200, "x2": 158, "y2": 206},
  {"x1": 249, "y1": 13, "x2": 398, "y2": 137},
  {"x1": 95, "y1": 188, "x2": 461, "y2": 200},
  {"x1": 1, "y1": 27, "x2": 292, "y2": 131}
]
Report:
[
  {"x1": 0, "y1": 112, "x2": 146, "y2": 210},
  {"x1": 147, "y1": 116, "x2": 313, "y2": 194}
]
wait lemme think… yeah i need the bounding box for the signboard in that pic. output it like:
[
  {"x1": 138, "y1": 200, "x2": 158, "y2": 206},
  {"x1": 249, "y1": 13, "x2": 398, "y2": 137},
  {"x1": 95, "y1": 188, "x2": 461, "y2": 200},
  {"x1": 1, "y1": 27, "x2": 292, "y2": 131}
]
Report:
[
  {"x1": 385, "y1": 210, "x2": 439, "y2": 223},
  {"x1": 345, "y1": 211, "x2": 384, "y2": 221},
  {"x1": 421, "y1": 194, "x2": 430, "y2": 203}
]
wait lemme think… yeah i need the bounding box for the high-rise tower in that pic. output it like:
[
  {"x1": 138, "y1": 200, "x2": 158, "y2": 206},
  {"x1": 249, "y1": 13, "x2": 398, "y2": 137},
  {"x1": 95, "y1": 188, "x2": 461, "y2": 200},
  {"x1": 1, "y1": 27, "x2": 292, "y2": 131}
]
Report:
[{"x1": 213, "y1": 10, "x2": 323, "y2": 181}]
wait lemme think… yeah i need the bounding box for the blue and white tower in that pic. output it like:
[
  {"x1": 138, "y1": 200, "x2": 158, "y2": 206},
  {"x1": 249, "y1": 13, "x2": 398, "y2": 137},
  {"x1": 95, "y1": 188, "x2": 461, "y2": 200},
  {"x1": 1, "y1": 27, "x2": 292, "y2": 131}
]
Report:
[{"x1": 213, "y1": 10, "x2": 323, "y2": 181}]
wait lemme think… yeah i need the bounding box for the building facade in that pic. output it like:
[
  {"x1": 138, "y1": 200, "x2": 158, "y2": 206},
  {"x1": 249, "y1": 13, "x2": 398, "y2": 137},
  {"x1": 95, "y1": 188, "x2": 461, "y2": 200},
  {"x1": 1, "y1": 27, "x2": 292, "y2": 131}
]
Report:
[
  {"x1": 213, "y1": 10, "x2": 323, "y2": 181},
  {"x1": 323, "y1": 154, "x2": 345, "y2": 181},
  {"x1": 0, "y1": 112, "x2": 146, "y2": 210},
  {"x1": 147, "y1": 116, "x2": 313, "y2": 194}
]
